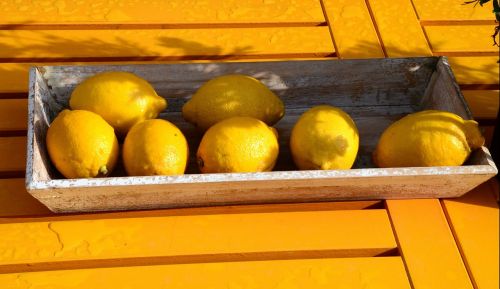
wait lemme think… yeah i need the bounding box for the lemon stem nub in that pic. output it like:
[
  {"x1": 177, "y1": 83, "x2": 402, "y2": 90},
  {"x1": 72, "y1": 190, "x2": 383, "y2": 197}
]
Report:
[{"x1": 99, "y1": 165, "x2": 109, "y2": 176}]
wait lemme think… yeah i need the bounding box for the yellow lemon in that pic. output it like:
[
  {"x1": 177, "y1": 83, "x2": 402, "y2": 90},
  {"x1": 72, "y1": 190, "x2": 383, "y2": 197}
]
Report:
[
  {"x1": 70, "y1": 71, "x2": 167, "y2": 135},
  {"x1": 290, "y1": 105, "x2": 359, "y2": 170},
  {"x1": 183, "y1": 74, "x2": 284, "y2": 130},
  {"x1": 123, "y1": 119, "x2": 189, "y2": 176},
  {"x1": 197, "y1": 117, "x2": 279, "y2": 173},
  {"x1": 46, "y1": 109, "x2": 119, "y2": 179},
  {"x1": 373, "y1": 110, "x2": 484, "y2": 167}
]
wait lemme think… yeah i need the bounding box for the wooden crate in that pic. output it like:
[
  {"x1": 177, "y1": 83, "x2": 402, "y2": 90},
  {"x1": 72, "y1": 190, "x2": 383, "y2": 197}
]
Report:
[{"x1": 26, "y1": 57, "x2": 497, "y2": 213}]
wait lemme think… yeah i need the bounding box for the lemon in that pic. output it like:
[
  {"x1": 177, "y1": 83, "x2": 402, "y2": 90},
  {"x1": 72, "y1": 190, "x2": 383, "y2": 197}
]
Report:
[
  {"x1": 290, "y1": 105, "x2": 359, "y2": 170},
  {"x1": 123, "y1": 119, "x2": 189, "y2": 176},
  {"x1": 46, "y1": 110, "x2": 119, "y2": 179},
  {"x1": 183, "y1": 74, "x2": 284, "y2": 130},
  {"x1": 373, "y1": 110, "x2": 484, "y2": 167},
  {"x1": 70, "y1": 71, "x2": 167, "y2": 135},
  {"x1": 197, "y1": 117, "x2": 279, "y2": 173}
]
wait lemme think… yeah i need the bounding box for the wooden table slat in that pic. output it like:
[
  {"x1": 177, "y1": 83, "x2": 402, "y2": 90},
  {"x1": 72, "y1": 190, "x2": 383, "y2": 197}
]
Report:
[
  {"x1": 0, "y1": 63, "x2": 32, "y2": 94},
  {"x1": 0, "y1": 0, "x2": 325, "y2": 25},
  {"x1": 463, "y1": 90, "x2": 499, "y2": 120},
  {"x1": 0, "y1": 99, "x2": 28, "y2": 132},
  {"x1": 412, "y1": 0, "x2": 495, "y2": 21},
  {"x1": 0, "y1": 209, "x2": 397, "y2": 272},
  {"x1": 386, "y1": 199, "x2": 473, "y2": 289},
  {"x1": 0, "y1": 257, "x2": 411, "y2": 289},
  {"x1": 0, "y1": 28, "x2": 335, "y2": 61},
  {"x1": 366, "y1": 0, "x2": 432, "y2": 57},
  {"x1": 442, "y1": 181, "x2": 500, "y2": 289},
  {"x1": 322, "y1": 0, "x2": 385, "y2": 58},
  {"x1": 425, "y1": 25, "x2": 500, "y2": 54},
  {"x1": 448, "y1": 56, "x2": 500, "y2": 85},
  {"x1": 0, "y1": 137, "x2": 26, "y2": 174},
  {"x1": 0, "y1": 179, "x2": 52, "y2": 217}
]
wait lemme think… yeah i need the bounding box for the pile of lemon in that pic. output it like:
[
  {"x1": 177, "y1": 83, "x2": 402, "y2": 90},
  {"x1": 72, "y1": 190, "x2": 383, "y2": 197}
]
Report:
[{"x1": 47, "y1": 71, "x2": 484, "y2": 179}]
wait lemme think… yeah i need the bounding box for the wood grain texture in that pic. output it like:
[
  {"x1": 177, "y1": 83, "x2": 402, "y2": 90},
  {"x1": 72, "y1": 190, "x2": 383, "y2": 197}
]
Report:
[
  {"x1": 0, "y1": 210, "x2": 397, "y2": 271},
  {"x1": 412, "y1": 0, "x2": 495, "y2": 21},
  {"x1": 322, "y1": 0, "x2": 384, "y2": 58},
  {"x1": 0, "y1": 58, "x2": 343, "y2": 94},
  {"x1": 425, "y1": 25, "x2": 499, "y2": 54},
  {"x1": 420, "y1": 58, "x2": 472, "y2": 119},
  {"x1": 0, "y1": 28, "x2": 334, "y2": 61},
  {"x1": 386, "y1": 199, "x2": 473, "y2": 289},
  {"x1": 0, "y1": 178, "x2": 52, "y2": 217},
  {"x1": 39, "y1": 58, "x2": 435, "y2": 109},
  {"x1": 0, "y1": 99, "x2": 28, "y2": 132},
  {"x1": 0, "y1": 0, "x2": 325, "y2": 25},
  {"x1": 0, "y1": 137, "x2": 26, "y2": 174},
  {"x1": 0, "y1": 257, "x2": 411, "y2": 289},
  {"x1": 463, "y1": 90, "x2": 499, "y2": 119},
  {"x1": 367, "y1": 0, "x2": 432, "y2": 57},
  {"x1": 447, "y1": 56, "x2": 500, "y2": 85},
  {"x1": 442, "y1": 182, "x2": 499, "y2": 289}
]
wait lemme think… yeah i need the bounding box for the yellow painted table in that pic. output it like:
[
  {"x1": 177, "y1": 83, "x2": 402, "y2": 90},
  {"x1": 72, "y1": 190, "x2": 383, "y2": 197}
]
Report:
[{"x1": 0, "y1": 0, "x2": 498, "y2": 288}]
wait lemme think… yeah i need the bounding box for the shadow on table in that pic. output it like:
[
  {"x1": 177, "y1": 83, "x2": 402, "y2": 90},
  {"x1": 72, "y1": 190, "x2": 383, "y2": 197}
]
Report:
[
  {"x1": 348, "y1": 40, "x2": 499, "y2": 86},
  {"x1": 0, "y1": 27, "x2": 498, "y2": 90},
  {"x1": 0, "y1": 27, "x2": 255, "y2": 62}
]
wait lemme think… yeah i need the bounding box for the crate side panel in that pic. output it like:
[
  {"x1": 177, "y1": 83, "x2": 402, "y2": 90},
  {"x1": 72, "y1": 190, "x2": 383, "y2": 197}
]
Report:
[
  {"x1": 421, "y1": 58, "x2": 472, "y2": 119},
  {"x1": 34, "y1": 170, "x2": 495, "y2": 213},
  {"x1": 41, "y1": 58, "x2": 437, "y2": 112},
  {"x1": 29, "y1": 68, "x2": 56, "y2": 183}
]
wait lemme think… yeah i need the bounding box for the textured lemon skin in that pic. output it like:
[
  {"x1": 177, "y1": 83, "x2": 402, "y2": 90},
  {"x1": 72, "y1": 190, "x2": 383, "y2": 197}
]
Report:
[
  {"x1": 46, "y1": 110, "x2": 119, "y2": 179},
  {"x1": 183, "y1": 74, "x2": 284, "y2": 131},
  {"x1": 373, "y1": 110, "x2": 485, "y2": 167},
  {"x1": 290, "y1": 105, "x2": 359, "y2": 170},
  {"x1": 123, "y1": 119, "x2": 189, "y2": 176},
  {"x1": 70, "y1": 71, "x2": 167, "y2": 135},
  {"x1": 197, "y1": 117, "x2": 279, "y2": 173}
]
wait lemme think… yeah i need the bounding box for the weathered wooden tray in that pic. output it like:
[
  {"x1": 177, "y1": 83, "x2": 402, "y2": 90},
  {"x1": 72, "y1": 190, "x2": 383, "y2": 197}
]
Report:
[{"x1": 26, "y1": 57, "x2": 497, "y2": 213}]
